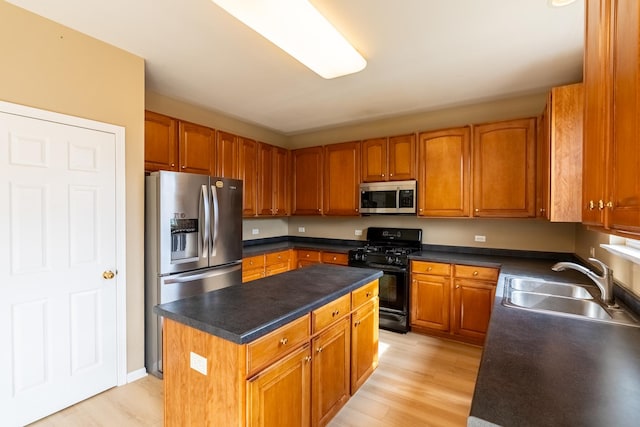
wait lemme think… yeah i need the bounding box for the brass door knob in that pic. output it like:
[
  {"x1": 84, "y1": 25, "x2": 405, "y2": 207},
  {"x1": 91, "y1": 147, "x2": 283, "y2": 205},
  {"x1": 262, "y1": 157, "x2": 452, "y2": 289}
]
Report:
[{"x1": 103, "y1": 270, "x2": 115, "y2": 280}]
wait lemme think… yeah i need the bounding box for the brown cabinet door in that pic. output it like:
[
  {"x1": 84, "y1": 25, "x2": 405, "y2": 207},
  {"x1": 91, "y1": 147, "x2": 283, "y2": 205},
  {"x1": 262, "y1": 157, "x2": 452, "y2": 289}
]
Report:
[
  {"x1": 247, "y1": 345, "x2": 311, "y2": 427},
  {"x1": 324, "y1": 141, "x2": 361, "y2": 216},
  {"x1": 410, "y1": 273, "x2": 450, "y2": 331},
  {"x1": 350, "y1": 298, "x2": 379, "y2": 394},
  {"x1": 388, "y1": 133, "x2": 416, "y2": 181},
  {"x1": 216, "y1": 130, "x2": 238, "y2": 178},
  {"x1": 178, "y1": 121, "x2": 214, "y2": 175},
  {"x1": 472, "y1": 118, "x2": 537, "y2": 217},
  {"x1": 582, "y1": 0, "x2": 611, "y2": 227},
  {"x1": 257, "y1": 143, "x2": 274, "y2": 216},
  {"x1": 273, "y1": 146, "x2": 290, "y2": 216},
  {"x1": 239, "y1": 137, "x2": 258, "y2": 217},
  {"x1": 537, "y1": 104, "x2": 551, "y2": 220},
  {"x1": 451, "y1": 279, "x2": 495, "y2": 344},
  {"x1": 609, "y1": 0, "x2": 640, "y2": 233},
  {"x1": 361, "y1": 137, "x2": 387, "y2": 182},
  {"x1": 418, "y1": 127, "x2": 470, "y2": 217},
  {"x1": 292, "y1": 147, "x2": 323, "y2": 215},
  {"x1": 311, "y1": 318, "x2": 350, "y2": 426},
  {"x1": 144, "y1": 111, "x2": 178, "y2": 172}
]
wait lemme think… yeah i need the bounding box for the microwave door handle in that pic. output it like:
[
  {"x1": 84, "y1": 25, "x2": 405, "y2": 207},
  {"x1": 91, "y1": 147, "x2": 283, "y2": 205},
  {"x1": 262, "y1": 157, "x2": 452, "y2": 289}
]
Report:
[
  {"x1": 396, "y1": 189, "x2": 400, "y2": 210},
  {"x1": 210, "y1": 185, "x2": 219, "y2": 257},
  {"x1": 201, "y1": 184, "x2": 210, "y2": 258}
]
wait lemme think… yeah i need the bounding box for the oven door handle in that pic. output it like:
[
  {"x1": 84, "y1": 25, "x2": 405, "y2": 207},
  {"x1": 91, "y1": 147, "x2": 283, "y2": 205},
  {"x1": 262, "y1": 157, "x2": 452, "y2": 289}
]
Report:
[{"x1": 367, "y1": 262, "x2": 407, "y2": 273}]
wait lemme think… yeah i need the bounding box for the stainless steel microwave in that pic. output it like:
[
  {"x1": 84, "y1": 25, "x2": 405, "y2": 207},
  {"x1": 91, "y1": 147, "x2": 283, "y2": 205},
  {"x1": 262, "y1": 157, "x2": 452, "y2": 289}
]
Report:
[{"x1": 359, "y1": 180, "x2": 417, "y2": 214}]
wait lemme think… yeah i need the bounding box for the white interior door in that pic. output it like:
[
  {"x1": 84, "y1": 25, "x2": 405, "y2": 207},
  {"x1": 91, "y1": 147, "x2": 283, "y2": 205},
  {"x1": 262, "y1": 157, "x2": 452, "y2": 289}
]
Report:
[{"x1": 0, "y1": 108, "x2": 119, "y2": 426}]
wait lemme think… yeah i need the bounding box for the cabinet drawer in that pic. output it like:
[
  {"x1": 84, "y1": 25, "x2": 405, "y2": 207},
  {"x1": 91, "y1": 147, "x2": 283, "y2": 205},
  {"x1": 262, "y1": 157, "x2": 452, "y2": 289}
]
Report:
[
  {"x1": 297, "y1": 249, "x2": 321, "y2": 262},
  {"x1": 321, "y1": 251, "x2": 348, "y2": 265},
  {"x1": 265, "y1": 262, "x2": 289, "y2": 277},
  {"x1": 247, "y1": 314, "x2": 310, "y2": 376},
  {"x1": 312, "y1": 294, "x2": 351, "y2": 334},
  {"x1": 454, "y1": 265, "x2": 499, "y2": 282},
  {"x1": 411, "y1": 260, "x2": 451, "y2": 276},
  {"x1": 243, "y1": 255, "x2": 265, "y2": 270},
  {"x1": 265, "y1": 250, "x2": 291, "y2": 265},
  {"x1": 351, "y1": 280, "x2": 379, "y2": 309}
]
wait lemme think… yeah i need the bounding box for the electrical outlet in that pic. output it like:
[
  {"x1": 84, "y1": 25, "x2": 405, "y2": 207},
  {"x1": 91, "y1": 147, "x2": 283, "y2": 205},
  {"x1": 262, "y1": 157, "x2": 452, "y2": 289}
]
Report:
[
  {"x1": 590, "y1": 247, "x2": 596, "y2": 257},
  {"x1": 190, "y1": 351, "x2": 207, "y2": 375},
  {"x1": 474, "y1": 235, "x2": 486, "y2": 242},
  {"x1": 298, "y1": 227, "x2": 305, "y2": 233},
  {"x1": 355, "y1": 229, "x2": 363, "y2": 236},
  {"x1": 252, "y1": 228, "x2": 259, "y2": 235}
]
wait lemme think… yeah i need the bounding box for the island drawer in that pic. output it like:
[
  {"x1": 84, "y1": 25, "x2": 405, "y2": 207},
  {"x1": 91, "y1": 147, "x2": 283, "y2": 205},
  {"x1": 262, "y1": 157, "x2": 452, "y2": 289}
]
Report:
[
  {"x1": 411, "y1": 260, "x2": 451, "y2": 276},
  {"x1": 246, "y1": 314, "x2": 310, "y2": 375},
  {"x1": 312, "y1": 294, "x2": 351, "y2": 333},
  {"x1": 351, "y1": 280, "x2": 379, "y2": 309},
  {"x1": 454, "y1": 265, "x2": 499, "y2": 281}
]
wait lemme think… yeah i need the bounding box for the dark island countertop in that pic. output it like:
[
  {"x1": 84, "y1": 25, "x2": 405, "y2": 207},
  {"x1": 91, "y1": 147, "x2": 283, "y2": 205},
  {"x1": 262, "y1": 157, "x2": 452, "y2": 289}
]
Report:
[{"x1": 154, "y1": 264, "x2": 382, "y2": 345}]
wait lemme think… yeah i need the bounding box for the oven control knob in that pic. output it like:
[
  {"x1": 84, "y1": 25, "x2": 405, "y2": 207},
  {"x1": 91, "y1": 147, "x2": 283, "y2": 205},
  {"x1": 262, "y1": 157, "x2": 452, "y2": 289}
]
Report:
[{"x1": 386, "y1": 256, "x2": 394, "y2": 264}]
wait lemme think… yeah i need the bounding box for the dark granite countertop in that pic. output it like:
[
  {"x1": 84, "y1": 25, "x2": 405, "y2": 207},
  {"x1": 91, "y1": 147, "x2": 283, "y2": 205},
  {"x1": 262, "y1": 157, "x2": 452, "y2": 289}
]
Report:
[
  {"x1": 242, "y1": 240, "x2": 356, "y2": 257},
  {"x1": 153, "y1": 264, "x2": 382, "y2": 345}
]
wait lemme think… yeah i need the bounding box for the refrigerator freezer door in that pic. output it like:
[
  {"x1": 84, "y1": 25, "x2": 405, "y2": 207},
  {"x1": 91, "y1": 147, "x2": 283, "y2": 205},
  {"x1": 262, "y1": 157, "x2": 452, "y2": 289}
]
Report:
[
  {"x1": 146, "y1": 261, "x2": 242, "y2": 376},
  {"x1": 209, "y1": 177, "x2": 243, "y2": 267}
]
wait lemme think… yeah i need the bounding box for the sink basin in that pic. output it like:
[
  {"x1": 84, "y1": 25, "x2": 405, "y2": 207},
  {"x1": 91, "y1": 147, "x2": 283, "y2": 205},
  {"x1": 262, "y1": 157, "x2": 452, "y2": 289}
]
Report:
[
  {"x1": 508, "y1": 291, "x2": 610, "y2": 320},
  {"x1": 502, "y1": 276, "x2": 640, "y2": 327},
  {"x1": 507, "y1": 277, "x2": 594, "y2": 299}
]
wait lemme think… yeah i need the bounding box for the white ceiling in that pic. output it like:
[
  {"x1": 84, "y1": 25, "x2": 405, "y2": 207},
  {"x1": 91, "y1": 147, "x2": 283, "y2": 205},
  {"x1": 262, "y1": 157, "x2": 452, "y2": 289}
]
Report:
[{"x1": 7, "y1": 0, "x2": 584, "y2": 135}]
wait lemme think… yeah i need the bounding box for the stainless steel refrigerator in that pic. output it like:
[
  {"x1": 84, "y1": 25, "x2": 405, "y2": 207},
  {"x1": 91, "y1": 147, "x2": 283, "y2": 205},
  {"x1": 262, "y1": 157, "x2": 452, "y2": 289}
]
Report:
[{"x1": 145, "y1": 171, "x2": 243, "y2": 377}]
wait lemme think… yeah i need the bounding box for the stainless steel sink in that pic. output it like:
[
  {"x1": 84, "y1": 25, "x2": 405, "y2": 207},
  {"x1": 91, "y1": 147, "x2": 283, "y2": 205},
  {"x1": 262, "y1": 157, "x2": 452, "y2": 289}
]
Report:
[
  {"x1": 502, "y1": 276, "x2": 640, "y2": 327},
  {"x1": 507, "y1": 277, "x2": 594, "y2": 299}
]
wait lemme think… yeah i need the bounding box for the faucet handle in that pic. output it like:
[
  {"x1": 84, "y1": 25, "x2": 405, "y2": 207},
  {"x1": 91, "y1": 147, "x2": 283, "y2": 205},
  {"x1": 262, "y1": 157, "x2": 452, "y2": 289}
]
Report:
[{"x1": 588, "y1": 257, "x2": 612, "y2": 276}]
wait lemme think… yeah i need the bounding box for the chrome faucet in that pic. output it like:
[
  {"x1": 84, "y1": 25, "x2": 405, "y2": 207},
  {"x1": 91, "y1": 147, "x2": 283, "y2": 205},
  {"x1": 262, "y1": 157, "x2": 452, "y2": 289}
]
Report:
[{"x1": 551, "y1": 258, "x2": 615, "y2": 307}]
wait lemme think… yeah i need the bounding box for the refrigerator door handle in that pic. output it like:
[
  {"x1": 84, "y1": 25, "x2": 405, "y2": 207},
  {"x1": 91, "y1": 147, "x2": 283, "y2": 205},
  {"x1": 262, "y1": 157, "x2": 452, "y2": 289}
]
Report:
[
  {"x1": 210, "y1": 184, "x2": 220, "y2": 257},
  {"x1": 163, "y1": 262, "x2": 241, "y2": 285},
  {"x1": 201, "y1": 184, "x2": 210, "y2": 258}
]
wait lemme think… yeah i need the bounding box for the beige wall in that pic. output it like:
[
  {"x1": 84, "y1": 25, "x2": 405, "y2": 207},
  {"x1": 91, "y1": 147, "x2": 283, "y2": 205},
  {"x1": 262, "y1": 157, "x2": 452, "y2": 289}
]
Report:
[
  {"x1": 288, "y1": 92, "x2": 549, "y2": 148},
  {"x1": 288, "y1": 217, "x2": 577, "y2": 253},
  {"x1": 575, "y1": 226, "x2": 640, "y2": 297},
  {"x1": 146, "y1": 91, "x2": 288, "y2": 148},
  {"x1": 243, "y1": 218, "x2": 289, "y2": 240},
  {"x1": 1, "y1": 2, "x2": 146, "y2": 373}
]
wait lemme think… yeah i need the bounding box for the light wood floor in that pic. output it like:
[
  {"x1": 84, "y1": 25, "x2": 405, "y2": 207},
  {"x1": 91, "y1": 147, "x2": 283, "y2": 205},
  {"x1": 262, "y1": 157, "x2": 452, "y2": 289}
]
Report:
[{"x1": 30, "y1": 331, "x2": 482, "y2": 427}]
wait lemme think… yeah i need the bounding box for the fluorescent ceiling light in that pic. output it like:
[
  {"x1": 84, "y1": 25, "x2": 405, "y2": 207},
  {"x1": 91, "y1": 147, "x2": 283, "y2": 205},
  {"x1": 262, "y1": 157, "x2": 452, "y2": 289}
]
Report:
[
  {"x1": 211, "y1": 0, "x2": 367, "y2": 79},
  {"x1": 548, "y1": 0, "x2": 577, "y2": 6}
]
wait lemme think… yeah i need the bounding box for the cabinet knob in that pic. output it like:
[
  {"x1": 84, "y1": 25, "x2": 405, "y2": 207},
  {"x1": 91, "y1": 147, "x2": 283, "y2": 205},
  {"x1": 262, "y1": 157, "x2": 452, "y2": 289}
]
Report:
[
  {"x1": 390, "y1": 173, "x2": 393, "y2": 177},
  {"x1": 278, "y1": 255, "x2": 282, "y2": 259},
  {"x1": 588, "y1": 200, "x2": 595, "y2": 210},
  {"x1": 317, "y1": 347, "x2": 323, "y2": 353},
  {"x1": 419, "y1": 208, "x2": 423, "y2": 212},
  {"x1": 249, "y1": 260, "x2": 253, "y2": 265},
  {"x1": 382, "y1": 174, "x2": 385, "y2": 177},
  {"x1": 427, "y1": 267, "x2": 432, "y2": 272},
  {"x1": 456, "y1": 285, "x2": 461, "y2": 289},
  {"x1": 366, "y1": 291, "x2": 372, "y2": 297},
  {"x1": 355, "y1": 208, "x2": 359, "y2": 212},
  {"x1": 306, "y1": 254, "x2": 310, "y2": 258},
  {"x1": 598, "y1": 200, "x2": 604, "y2": 210},
  {"x1": 475, "y1": 208, "x2": 479, "y2": 213},
  {"x1": 304, "y1": 356, "x2": 312, "y2": 363},
  {"x1": 279, "y1": 337, "x2": 288, "y2": 345},
  {"x1": 181, "y1": 165, "x2": 186, "y2": 169},
  {"x1": 332, "y1": 256, "x2": 337, "y2": 260},
  {"x1": 170, "y1": 163, "x2": 175, "y2": 167},
  {"x1": 606, "y1": 201, "x2": 613, "y2": 208},
  {"x1": 473, "y1": 271, "x2": 479, "y2": 276},
  {"x1": 354, "y1": 320, "x2": 361, "y2": 327}
]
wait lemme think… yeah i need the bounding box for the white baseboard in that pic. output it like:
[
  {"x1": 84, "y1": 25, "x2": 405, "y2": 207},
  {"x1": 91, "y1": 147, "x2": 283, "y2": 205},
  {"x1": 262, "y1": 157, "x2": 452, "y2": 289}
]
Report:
[{"x1": 126, "y1": 368, "x2": 148, "y2": 383}]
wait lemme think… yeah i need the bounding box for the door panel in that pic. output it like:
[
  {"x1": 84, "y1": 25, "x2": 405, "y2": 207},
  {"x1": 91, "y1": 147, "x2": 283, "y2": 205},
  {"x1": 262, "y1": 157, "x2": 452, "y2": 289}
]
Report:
[{"x1": 0, "y1": 111, "x2": 118, "y2": 426}]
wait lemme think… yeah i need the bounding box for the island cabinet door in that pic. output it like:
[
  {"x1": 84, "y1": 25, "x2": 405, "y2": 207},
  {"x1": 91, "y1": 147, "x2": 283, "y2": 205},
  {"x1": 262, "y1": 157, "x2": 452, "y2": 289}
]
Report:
[
  {"x1": 247, "y1": 344, "x2": 311, "y2": 427},
  {"x1": 311, "y1": 317, "x2": 350, "y2": 427},
  {"x1": 350, "y1": 298, "x2": 379, "y2": 395}
]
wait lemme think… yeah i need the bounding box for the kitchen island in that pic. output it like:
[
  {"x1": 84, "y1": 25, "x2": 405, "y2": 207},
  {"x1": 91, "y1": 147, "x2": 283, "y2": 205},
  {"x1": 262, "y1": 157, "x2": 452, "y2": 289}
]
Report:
[{"x1": 154, "y1": 264, "x2": 383, "y2": 427}]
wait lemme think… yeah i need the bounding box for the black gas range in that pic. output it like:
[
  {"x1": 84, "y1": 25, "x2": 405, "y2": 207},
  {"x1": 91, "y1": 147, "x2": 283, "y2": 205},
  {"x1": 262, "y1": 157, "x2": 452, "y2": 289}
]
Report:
[{"x1": 348, "y1": 227, "x2": 422, "y2": 333}]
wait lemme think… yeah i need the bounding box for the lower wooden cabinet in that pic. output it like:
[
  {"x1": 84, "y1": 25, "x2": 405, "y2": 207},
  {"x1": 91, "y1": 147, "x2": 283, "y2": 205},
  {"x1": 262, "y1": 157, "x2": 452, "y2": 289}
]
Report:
[
  {"x1": 297, "y1": 250, "x2": 322, "y2": 268},
  {"x1": 311, "y1": 317, "x2": 350, "y2": 427},
  {"x1": 321, "y1": 251, "x2": 349, "y2": 266},
  {"x1": 350, "y1": 298, "x2": 379, "y2": 394},
  {"x1": 248, "y1": 344, "x2": 312, "y2": 427},
  {"x1": 243, "y1": 250, "x2": 293, "y2": 283},
  {"x1": 410, "y1": 261, "x2": 498, "y2": 345}
]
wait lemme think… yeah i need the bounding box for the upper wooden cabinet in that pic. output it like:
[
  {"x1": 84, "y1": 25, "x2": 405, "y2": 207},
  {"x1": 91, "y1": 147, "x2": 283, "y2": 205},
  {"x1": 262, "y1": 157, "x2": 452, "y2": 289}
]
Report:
[
  {"x1": 257, "y1": 143, "x2": 290, "y2": 216},
  {"x1": 583, "y1": 0, "x2": 611, "y2": 228},
  {"x1": 608, "y1": 0, "x2": 640, "y2": 234},
  {"x1": 292, "y1": 146, "x2": 324, "y2": 215},
  {"x1": 216, "y1": 130, "x2": 239, "y2": 179},
  {"x1": 145, "y1": 111, "x2": 178, "y2": 173},
  {"x1": 472, "y1": 118, "x2": 537, "y2": 218},
  {"x1": 583, "y1": 0, "x2": 640, "y2": 235},
  {"x1": 537, "y1": 83, "x2": 584, "y2": 222},
  {"x1": 417, "y1": 127, "x2": 471, "y2": 217},
  {"x1": 178, "y1": 121, "x2": 215, "y2": 175},
  {"x1": 324, "y1": 141, "x2": 361, "y2": 216},
  {"x1": 361, "y1": 134, "x2": 416, "y2": 182},
  {"x1": 239, "y1": 137, "x2": 258, "y2": 217}
]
